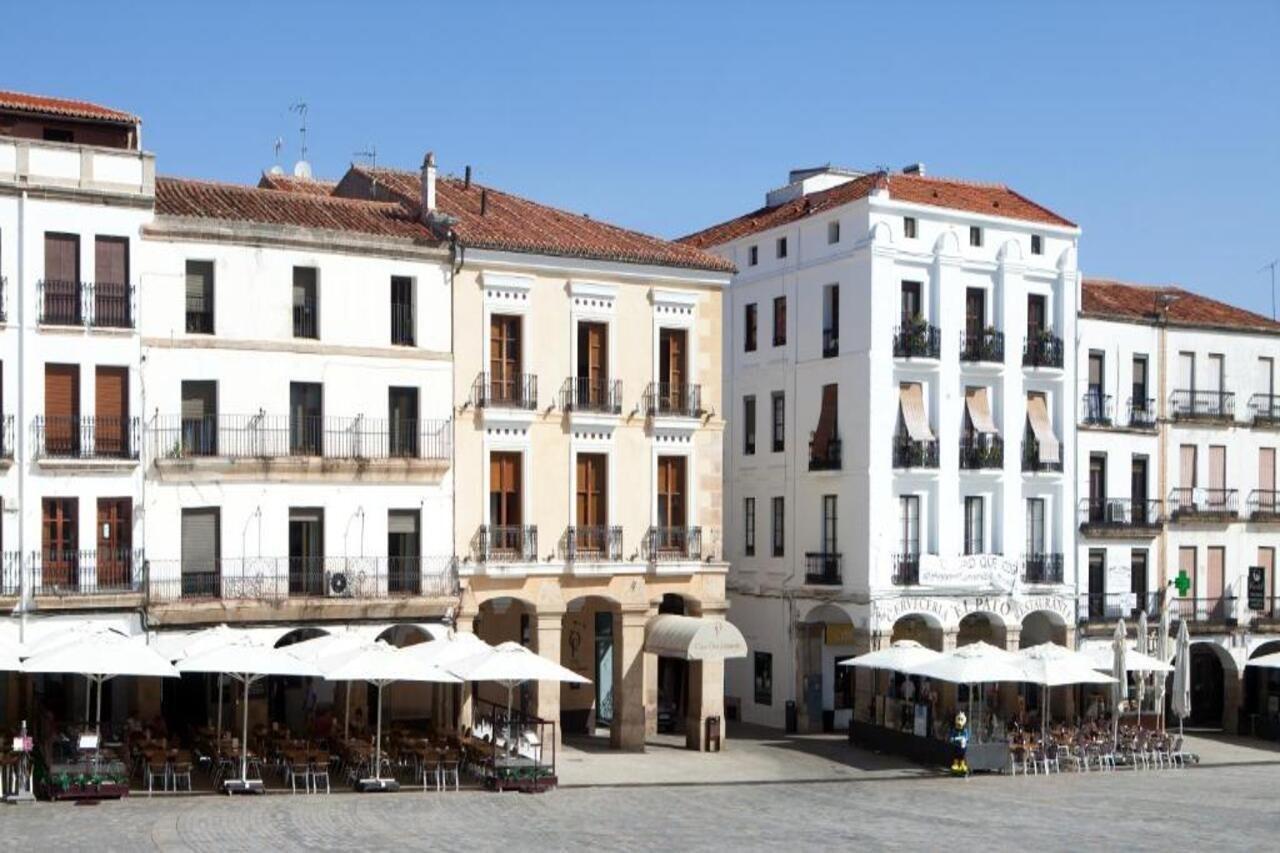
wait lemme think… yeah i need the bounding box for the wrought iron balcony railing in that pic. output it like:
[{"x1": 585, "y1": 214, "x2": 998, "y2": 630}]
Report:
[
  {"x1": 804, "y1": 552, "x2": 842, "y2": 585},
  {"x1": 1250, "y1": 393, "x2": 1280, "y2": 427},
  {"x1": 477, "y1": 525, "x2": 538, "y2": 564},
  {"x1": 143, "y1": 555, "x2": 458, "y2": 602},
  {"x1": 1127, "y1": 397, "x2": 1157, "y2": 429},
  {"x1": 958, "y1": 435, "x2": 1003, "y2": 470},
  {"x1": 644, "y1": 382, "x2": 701, "y2": 418},
  {"x1": 1022, "y1": 332, "x2": 1064, "y2": 368},
  {"x1": 292, "y1": 303, "x2": 318, "y2": 339},
  {"x1": 38, "y1": 279, "x2": 84, "y2": 325},
  {"x1": 4, "y1": 549, "x2": 144, "y2": 597},
  {"x1": 1247, "y1": 490, "x2": 1280, "y2": 521},
  {"x1": 34, "y1": 415, "x2": 139, "y2": 460},
  {"x1": 1081, "y1": 391, "x2": 1113, "y2": 426},
  {"x1": 474, "y1": 372, "x2": 538, "y2": 410},
  {"x1": 1170, "y1": 389, "x2": 1235, "y2": 422},
  {"x1": 1022, "y1": 553, "x2": 1064, "y2": 584},
  {"x1": 391, "y1": 302, "x2": 414, "y2": 346},
  {"x1": 1078, "y1": 498, "x2": 1163, "y2": 529},
  {"x1": 893, "y1": 437, "x2": 939, "y2": 469},
  {"x1": 1168, "y1": 487, "x2": 1238, "y2": 519},
  {"x1": 891, "y1": 553, "x2": 921, "y2": 586},
  {"x1": 150, "y1": 414, "x2": 450, "y2": 461},
  {"x1": 91, "y1": 281, "x2": 133, "y2": 328},
  {"x1": 185, "y1": 294, "x2": 213, "y2": 334},
  {"x1": 561, "y1": 377, "x2": 622, "y2": 415},
  {"x1": 1079, "y1": 592, "x2": 1161, "y2": 623},
  {"x1": 960, "y1": 329, "x2": 1004, "y2": 363},
  {"x1": 822, "y1": 328, "x2": 839, "y2": 358},
  {"x1": 893, "y1": 322, "x2": 941, "y2": 359},
  {"x1": 644, "y1": 526, "x2": 702, "y2": 562},
  {"x1": 808, "y1": 434, "x2": 842, "y2": 471},
  {"x1": 564, "y1": 526, "x2": 623, "y2": 563},
  {"x1": 1171, "y1": 596, "x2": 1236, "y2": 625},
  {"x1": 1021, "y1": 438, "x2": 1063, "y2": 472}
]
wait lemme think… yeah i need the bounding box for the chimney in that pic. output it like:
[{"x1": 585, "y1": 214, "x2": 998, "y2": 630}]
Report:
[
  {"x1": 420, "y1": 151, "x2": 437, "y2": 218},
  {"x1": 464, "y1": 165, "x2": 472, "y2": 189},
  {"x1": 480, "y1": 188, "x2": 488, "y2": 216},
  {"x1": 902, "y1": 162, "x2": 925, "y2": 176}
]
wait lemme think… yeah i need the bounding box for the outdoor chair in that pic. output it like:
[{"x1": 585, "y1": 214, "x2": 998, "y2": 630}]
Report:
[
  {"x1": 287, "y1": 755, "x2": 311, "y2": 794},
  {"x1": 439, "y1": 749, "x2": 461, "y2": 791},
  {"x1": 145, "y1": 754, "x2": 170, "y2": 794},
  {"x1": 171, "y1": 751, "x2": 194, "y2": 792},
  {"x1": 310, "y1": 760, "x2": 331, "y2": 794}
]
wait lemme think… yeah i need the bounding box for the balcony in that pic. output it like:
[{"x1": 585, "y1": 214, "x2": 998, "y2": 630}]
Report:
[
  {"x1": 644, "y1": 526, "x2": 702, "y2": 562},
  {"x1": 1022, "y1": 553, "x2": 1064, "y2": 584},
  {"x1": 1021, "y1": 438, "x2": 1063, "y2": 472},
  {"x1": 391, "y1": 303, "x2": 414, "y2": 346},
  {"x1": 803, "y1": 552, "x2": 842, "y2": 585},
  {"x1": 644, "y1": 383, "x2": 701, "y2": 419},
  {"x1": 145, "y1": 555, "x2": 458, "y2": 603},
  {"x1": 1168, "y1": 487, "x2": 1238, "y2": 521},
  {"x1": 292, "y1": 303, "x2": 318, "y2": 339},
  {"x1": 564, "y1": 526, "x2": 623, "y2": 564},
  {"x1": 1250, "y1": 394, "x2": 1280, "y2": 427},
  {"x1": 150, "y1": 414, "x2": 450, "y2": 467},
  {"x1": 474, "y1": 372, "x2": 538, "y2": 410},
  {"x1": 958, "y1": 435, "x2": 1003, "y2": 470},
  {"x1": 892, "y1": 322, "x2": 941, "y2": 359},
  {"x1": 891, "y1": 553, "x2": 920, "y2": 586},
  {"x1": 185, "y1": 295, "x2": 213, "y2": 334},
  {"x1": 36, "y1": 280, "x2": 135, "y2": 328},
  {"x1": 822, "y1": 328, "x2": 839, "y2": 358},
  {"x1": 893, "y1": 437, "x2": 939, "y2": 469},
  {"x1": 1171, "y1": 596, "x2": 1236, "y2": 626},
  {"x1": 1078, "y1": 498, "x2": 1163, "y2": 535},
  {"x1": 960, "y1": 329, "x2": 1004, "y2": 363},
  {"x1": 808, "y1": 434, "x2": 842, "y2": 471},
  {"x1": 91, "y1": 282, "x2": 134, "y2": 328},
  {"x1": 1169, "y1": 389, "x2": 1235, "y2": 423},
  {"x1": 477, "y1": 525, "x2": 538, "y2": 564},
  {"x1": 1080, "y1": 592, "x2": 1160, "y2": 623},
  {"x1": 5, "y1": 549, "x2": 145, "y2": 599},
  {"x1": 1126, "y1": 397, "x2": 1157, "y2": 430},
  {"x1": 1022, "y1": 331, "x2": 1064, "y2": 368},
  {"x1": 38, "y1": 279, "x2": 83, "y2": 325},
  {"x1": 1080, "y1": 391, "x2": 1113, "y2": 426},
  {"x1": 0, "y1": 414, "x2": 13, "y2": 461},
  {"x1": 560, "y1": 377, "x2": 622, "y2": 415},
  {"x1": 34, "y1": 416, "x2": 139, "y2": 462},
  {"x1": 1247, "y1": 490, "x2": 1280, "y2": 522}
]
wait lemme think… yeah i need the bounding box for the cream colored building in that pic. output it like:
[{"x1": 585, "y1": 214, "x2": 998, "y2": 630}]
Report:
[{"x1": 331, "y1": 161, "x2": 739, "y2": 750}]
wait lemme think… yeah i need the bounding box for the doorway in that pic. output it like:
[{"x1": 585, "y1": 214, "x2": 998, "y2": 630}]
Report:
[{"x1": 288, "y1": 508, "x2": 324, "y2": 595}]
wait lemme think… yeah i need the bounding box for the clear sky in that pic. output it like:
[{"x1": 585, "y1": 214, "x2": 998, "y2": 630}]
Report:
[{"x1": 6, "y1": 0, "x2": 1278, "y2": 314}]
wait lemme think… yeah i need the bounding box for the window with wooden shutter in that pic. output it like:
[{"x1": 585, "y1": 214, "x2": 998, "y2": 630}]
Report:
[
  {"x1": 489, "y1": 452, "x2": 522, "y2": 527},
  {"x1": 577, "y1": 321, "x2": 608, "y2": 408},
  {"x1": 185, "y1": 260, "x2": 214, "y2": 334},
  {"x1": 489, "y1": 314, "x2": 521, "y2": 404},
  {"x1": 660, "y1": 328, "x2": 686, "y2": 408},
  {"x1": 42, "y1": 498, "x2": 78, "y2": 588},
  {"x1": 181, "y1": 508, "x2": 220, "y2": 597},
  {"x1": 97, "y1": 497, "x2": 132, "y2": 588},
  {"x1": 95, "y1": 366, "x2": 128, "y2": 457},
  {"x1": 43, "y1": 233, "x2": 80, "y2": 324},
  {"x1": 44, "y1": 363, "x2": 80, "y2": 456},
  {"x1": 657, "y1": 456, "x2": 686, "y2": 531},
  {"x1": 93, "y1": 236, "x2": 130, "y2": 327},
  {"x1": 181, "y1": 380, "x2": 218, "y2": 456},
  {"x1": 575, "y1": 453, "x2": 608, "y2": 554}
]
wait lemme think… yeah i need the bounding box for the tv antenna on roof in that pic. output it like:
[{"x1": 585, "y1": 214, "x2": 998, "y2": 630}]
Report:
[
  {"x1": 1259, "y1": 258, "x2": 1278, "y2": 321},
  {"x1": 289, "y1": 101, "x2": 311, "y2": 178},
  {"x1": 354, "y1": 144, "x2": 377, "y2": 168}
]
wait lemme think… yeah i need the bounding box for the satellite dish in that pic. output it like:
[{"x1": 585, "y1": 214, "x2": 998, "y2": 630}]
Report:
[
  {"x1": 269, "y1": 164, "x2": 285, "y2": 176},
  {"x1": 293, "y1": 160, "x2": 313, "y2": 179}
]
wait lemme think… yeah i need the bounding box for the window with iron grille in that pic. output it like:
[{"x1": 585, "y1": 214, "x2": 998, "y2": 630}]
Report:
[
  {"x1": 771, "y1": 496, "x2": 784, "y2": 557},
  {"x1": 964, "y1": 496, "x2": 984, "y2": 555},
  {"x1": 743, "y1": 395, "x2": 756, "y2": 455},
  {"x1": 744, "y1": 303, "x2": 757, "y2": 352},
  {"x1": 744, "y1": 497, "x2": 756, "y2": 556},
  {"x1": 773, "y1": 295, "x2": 786, "y2": 346},
  {"x1": 185, "y1": 260, "x2": 214, "y2": 334},
  {"x1": 771, "y1": 391, "x2": 785, "y2": 452},
  {"x1": 292, "y1": 267, "x2": 318, "y2": 339}
]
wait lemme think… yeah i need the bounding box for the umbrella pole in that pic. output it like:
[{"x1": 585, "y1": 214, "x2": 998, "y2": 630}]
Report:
[
  {"x1": 374, "y1": 682, "x2": 384, "y2": 781},
  {"x1": 507, "y1": 683, "x2": 515, "y2": 750},
  {"x1": 95, "y1": 675, "x2": 105, "y2": 769},
  {"x1": 240, "y1": 676, "x2": 251, "y2": 784},
  {"x1": 344, "y1": 681, "x2": 351, "y2": 740},
  {"x1": 217, "y1": 674, "x2": 223, "y2": 740}
]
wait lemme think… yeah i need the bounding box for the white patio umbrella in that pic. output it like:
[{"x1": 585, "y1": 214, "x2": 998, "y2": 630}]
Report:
[
  {"x1": 1156, "y1": 593, "x2": 1172, "y2": 731},
  {"x1": 1246, "y1": 651, "x2": 1280, "y2": 669},
  {"x1": 907, "y1": 642, "x2": 1027, "y2": 741},
  {"x1": 1017, "y1": 643, "x2": 1116, "y2": 741},
  {"x1": 448, "y1": 641, "x2": 590, "y2": 749},
  {"x1": 21, "y1": 629, "x2": 178, "y2": 764},
  {"x1": 177, "y1": 637, "x2": 321, "y2": 793},
  {"x1": 285, "y1": 631, "x2": 370, "y2": 739},
  {"x1": 841, "y1": 640, "x2": 942, "y2": 672},
  {"x1": 405, "y1": 632, "x2": 494, "y2": 668},
  {"x1": 322, "y1": 641, "x2": 460, "y2": 789},
  {"x1": 1135, "y1": 610, "x2": 1150, "y2": 726},
  {"x1": 1171, "y1": 618, "x2": 1192, "y2": 737},
  {"x1": 1086, "y1": 646, "x2": 1173, "y2": 674},
  {"x1": 1111, "y1": 620, "x2": 1129, "y2": 747}
]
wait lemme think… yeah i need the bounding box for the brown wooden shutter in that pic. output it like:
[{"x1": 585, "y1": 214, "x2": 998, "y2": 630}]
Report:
[
  {"x1": 97, "y1": 498, "x2": 132, "y2": 586},
  {"x1": 490, "y1": 452, "x2": 521, "y2": 526},
  {"x1": 45, "y1": 364, "x2": 78, "y2": 420},
  {"x1": 95, "y1": 367, "x2": 128, "y2": 456},
  {"x1": 658, "y1": 456, "x2": 686, "y2": 528},
  {"x1": 812, "y1": 384, "x2": 838, "y2": 457},
  {"x1": 44, "y1": 233, "x2": 79, "y2": 281},
  {"x1": 95, "y1": 237, "x2": 127, "y2": 284}
]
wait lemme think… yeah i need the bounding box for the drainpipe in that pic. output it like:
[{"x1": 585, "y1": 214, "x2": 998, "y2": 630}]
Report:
[{"x1": 16, "y1": 190, "x2": 27, "y2": 643}]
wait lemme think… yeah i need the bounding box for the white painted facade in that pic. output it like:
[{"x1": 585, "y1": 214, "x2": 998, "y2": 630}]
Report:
[{"x1": 701, "y1": 168, "x2": 1080, "y2": 730}]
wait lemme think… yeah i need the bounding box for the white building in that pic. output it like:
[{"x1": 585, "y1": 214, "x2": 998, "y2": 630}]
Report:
[
  {"x1": 682, "y1": 165, "x2": 1081, "y2": 731},
  {"x1": 1077, "y1": 278, "x2": 1280, "y2": 733}
]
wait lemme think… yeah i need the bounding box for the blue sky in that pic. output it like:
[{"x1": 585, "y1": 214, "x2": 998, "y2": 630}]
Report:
[{"x1": 6, "y1": 0, "x2": 1278, "y2": 314}]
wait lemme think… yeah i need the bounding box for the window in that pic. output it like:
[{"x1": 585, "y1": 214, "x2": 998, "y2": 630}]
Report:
[
  {"x1": 575, "y1": 453, "x2": 608, "y2": 539},
  {"x1": 823, "y1": 284, "x2": 840, "y2": 357},
  {"x1": 389, "y1": 387, "x2": 419, "y2": 457},
  {"x1": 96, "y1": 497, "x2": 132, "y2": 586},
  {"x1": 776, "y1": 237, "x2": 788, "y2": 259},
  {"x1": 771, "y1": 496, "x2": 784, "y2": 557},
  {"x1": 181, "y1": 380, "x2": 217, "y2": 456},
  {"x1": 388, "y1": 510, "x2": 422, "y2": 594},
  {"x1": 744, "y1": 303, "x2": 757, "y2": 352},
  {"x1": 771, "y1": 391, "x2": 785, "y2": 452},
  {"x1": 903, "y1": 216, "x2": 917, "y2": 239},
  {"x1": 1087, "y1": 550, "x2": 1106, "y2": 617},
  {"x1": 292, "y1": 266, "x2": 318, "y2": 339},
  {"x1": 391, "y1": 276, "x2": 414, "y2": 346},
  {"x1": 1031, "y1": 234, "x2": 1043, "y2": 255},
  {"x1": 42, "y1": 232, "x2": 81, "y2": 325},
  {"x1": 289, "y1": 381, "x2": 323, "y2": 455},
  {"x1": 899, "y1": 495, "x2": 920, "y2": 555},
  {"x1": 288, "y1": 507, "x2": 325, "y2": 595},
  {"x1": 827, "y1": 220, "x2": 840, "y2": 244},
  {"x1": 180, "y1": 507, "x2": 220, "y2": 597},
  {"x1": 754, "y1": 651, "x2": 773, "y2": 705},
  {"x1": 969, "y1": 226, "x2": 983, "y2": 247},
  {"x1": 772, "y1": 295, "x2": 786, "y2": 346},
  {"x1": 42, "y1": 497, "x2": 78, "y2": 587},
  {"x1": 1026, "y1": 499, "x2": 1045, "y2": 554},
  {"x1": 93, "y1": 236, "x2": 130, "y2": 327},
  {"x1": 1131, "y1": 549, "x2": 1149, "y2": 603},
  {"x1": 743, "y1": 395, "x2": 756, "y2": 455},
  {"x1": 657, "y1": 456, "x2": 687, "y2": 534},
  {"x1": 185, "y1": 260, "x2": 214, "y2": 334},
  {"x1": 44, "y1": 363, "x2": 80, "y2": 456},
  {"x1": 490, "y1": 314, "x2": 523, "y2": 405},
  {"x1": 43, "y1": 127, "x2": 74, "y2": 143},
  {"x1": 94, "y1": 366, "x2": 129, "y2": 458},
  {"x1": 490, "y1": 451, "x2": 523, "y2": 527},
  {"x1": 744, "y1": 497, "x2": 756, "y2": 556},
  {"x1": 748, "y1": 245, "x2": 758, "y2": 266},
  {"x1": 822, "y1": 495, "x2": 837, "y2": 554},
  {"x1": 964, "y1": 496, "x2": 984, "y2": 555},
  {"x1": 1027, "y1": 293, "x2": 1047, "y2": 335},
  {"x1": 900, "y1": 280, "x2": 922, "y2": 324},
  {"x1": 1132, "y1": 355, "x2": 1149, "y2": 403}
]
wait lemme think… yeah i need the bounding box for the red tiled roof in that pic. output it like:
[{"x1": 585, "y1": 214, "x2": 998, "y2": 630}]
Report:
[
  {"x1": 0, "y1": 89, "x2": 138, "y2": 124},
  {"x1": 154, "y1": 176, "x2": 438, "y2": 243},
  {"x1": 334, "y1": 165, "x2": 734, "y2": 273},
  {"x1": 1082, "y1": 278, "x2": 1280, "y2": 334},
  {"x1": 256, "y1": 173, "x2": 337, "y2": 196},
  {"x1": 679, "y1": 171, "x2": 1075, "y2": 249}
]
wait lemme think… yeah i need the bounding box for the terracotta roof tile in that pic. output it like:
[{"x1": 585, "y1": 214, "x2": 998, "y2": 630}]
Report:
[
  {"x1": 155, "y1": 176, "x2": 438, "y2": 243},
  {"x1": 0, "y1": 89, "x2": 138, "y2": 124},
  {"x1": 334, "y1": 165, "x2": 734, "y2": 273},
  {"x1": 679, "y1": 171, "x2": 1074, "y2": 249},
  {"x1": 256, "y1": 173, "x2": 337, "y2": 196},
  {"x1": 1082, "y1": 278, "x2": 1280, "y2": 334}
]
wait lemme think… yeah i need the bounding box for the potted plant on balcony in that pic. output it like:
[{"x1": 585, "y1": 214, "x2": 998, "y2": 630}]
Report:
[{"x1": 903, "y1": 313, "x2": 930, "y2": 353}]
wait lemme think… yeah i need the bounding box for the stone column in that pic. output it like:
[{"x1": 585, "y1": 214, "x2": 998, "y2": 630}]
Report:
[
  {"x1": 685, "y1": 658, "x2": 726, "y2": 751},
  {"x1": 999, "y1": 627, "x2": 1022, "y2": 723},
  {"x1": 454, "y1": 614, "x2": 477, "y2": 732},
  {"x1": 612, "y1": 608, "x2": 650, "y2": 751},
  {"x1": 535, "y1": 612, "x2": 565, "y2": 754},
  {"x1": 1223, "y1": 668, "x2": 1244, "y2": 734},
  {"x1": 939, "y1": 630, "x2": 959, "y2": 723}
]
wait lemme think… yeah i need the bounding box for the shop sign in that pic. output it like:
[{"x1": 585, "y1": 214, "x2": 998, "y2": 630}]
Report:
[
  {"x1": 825, "y1": 623, "x2": 855, "y2": 646},
  {"x1": 1248, "y1": 566, "x2": 1266, "y2": 611},
  {"x1": 917, "y1": 554, "x2": 1020, "y2": 592},
  {"x1": 871, "y1": 593, "x2": 1074, "y2": 631}
]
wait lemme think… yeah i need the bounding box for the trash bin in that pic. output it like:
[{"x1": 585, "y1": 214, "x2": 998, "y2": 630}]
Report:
[
  {"x1": 785, "y1": 700, "x2": 797, "y2": 733},
  {"x1": 822, "y1": 710, "x2": 835, "y2": 733},
  {"x1": 705, "y1": 716, "x2": 722, "y2": 752}
]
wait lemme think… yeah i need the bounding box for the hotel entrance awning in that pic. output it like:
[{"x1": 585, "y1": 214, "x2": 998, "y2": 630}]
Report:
[{"x1": 644, "y1": 615, "x2": 747, "y2": 661}]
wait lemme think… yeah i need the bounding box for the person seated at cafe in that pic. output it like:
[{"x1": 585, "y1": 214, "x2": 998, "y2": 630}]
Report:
[
  {"x1": 350, "y1": 707, "x2": 366, "y2": 738},
  {"x1": 312, "y1": 706, "x2": 335, "y2": 740}
]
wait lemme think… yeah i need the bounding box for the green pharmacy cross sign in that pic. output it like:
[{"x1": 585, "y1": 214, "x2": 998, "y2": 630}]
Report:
[{"x1": 1174, "y1": 570, "x2": 1191, "y2": 597}]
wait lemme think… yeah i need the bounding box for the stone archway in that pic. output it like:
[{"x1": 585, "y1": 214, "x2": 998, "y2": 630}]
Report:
[
  {"x1": 957, "y1": 611, "x2": 1007, "y2": 648},
  {"x1": 1247, "y1": 641, "x2": 1280, "y2": 739},
  {"x1": 1189, "y1": 642, "x2": 1234, "y2": 729},
  {"x1": 890, "y1": 613, "x2": 945, "y2": 651},
  {"x1": 561, "y1": 594, "x2": 622, "y2": 741},
  {"x1": 797, "y1": 603, "x2": 858, "y2": 732},
  {"x1": 1019, "y1": 610, "x2": 1068, "y2": 648}
]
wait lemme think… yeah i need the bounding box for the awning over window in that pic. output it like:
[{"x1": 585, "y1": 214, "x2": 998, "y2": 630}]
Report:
[
  {"x1": 899, "y1": 383, "x2": 934, "y2": 442},
  {"x1": 644, "y1": 615, "x2": 747, "y2": 661},
  {"x1": 1026, "y1": 394, "x2": 1059, "y2": 464},
  {"x1": 811, "y1": 384, "x2": 838, "y2": 458},
  {"x1": 965, "y1": 386, "x2": 999, "y2": 435}
]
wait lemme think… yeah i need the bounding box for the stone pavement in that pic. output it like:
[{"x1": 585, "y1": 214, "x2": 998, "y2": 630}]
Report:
[{"x1": 8, "y1": 729, "x2": 1280, "y2": 851}]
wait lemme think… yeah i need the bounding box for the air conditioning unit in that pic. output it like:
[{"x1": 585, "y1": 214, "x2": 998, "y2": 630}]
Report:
[{"x1": 326, "y1": 570, "x2": 353, "y2": 598}]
